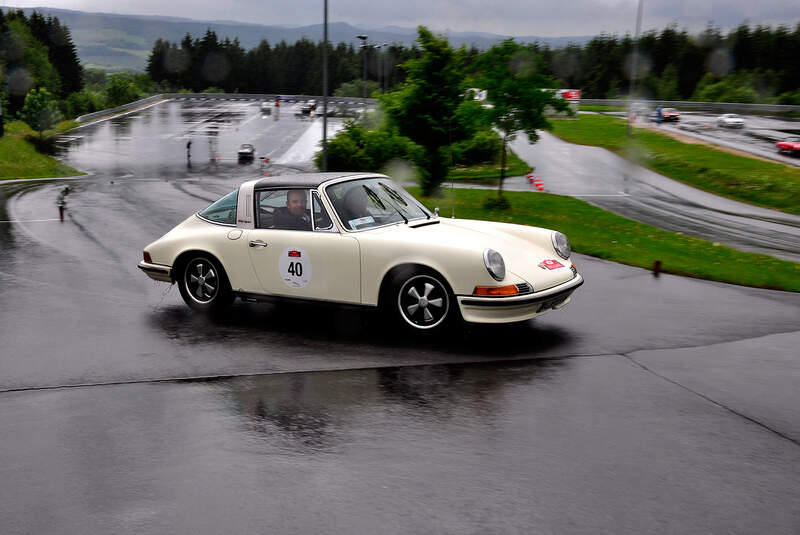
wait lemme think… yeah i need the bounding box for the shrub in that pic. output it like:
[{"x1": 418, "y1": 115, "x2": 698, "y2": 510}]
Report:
[
  {"x1": 451, "y1": 129, "x2": 502, "y2": 166},
  {"x1": 315, "y1": 122, "x2": 421, "y2": 172}
]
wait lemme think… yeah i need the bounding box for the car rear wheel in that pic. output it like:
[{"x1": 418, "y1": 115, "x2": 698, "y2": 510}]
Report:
[
  {"x1": 392, "y1": 271, "x2": 455, "y2": 331},
  {"x1": 178, "y1": 255, "x2": 233, "y2": 313}
]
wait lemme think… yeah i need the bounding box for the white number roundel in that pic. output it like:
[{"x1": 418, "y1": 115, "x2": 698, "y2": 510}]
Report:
[{"x1": 278, "y1": 247, "x2": 312, "y2": 288}]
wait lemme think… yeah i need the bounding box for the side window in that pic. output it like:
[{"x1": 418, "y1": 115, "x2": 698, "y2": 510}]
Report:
[
  {"x1": 312, "y1": 191, "x2": 334, "y2": 231},
  {"x1": 198, "y1": 189, "x2": 238, "y2": 225},
  {"x1": 256, "y1": 189, "x2": 312, "y2": 231}
]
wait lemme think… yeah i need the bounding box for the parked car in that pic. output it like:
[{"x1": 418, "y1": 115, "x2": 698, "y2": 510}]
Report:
[
  {"x1": 775, "y1": 136, "x2": 800, "y2": 155},
  {"x1": 237, "y1": 143, "x2": 255, "y2": 161},
  {"x1": 717, "y1": 113, "x2": 745, "y2": 128},
  {"x1": 138, "y1": 173, "x2": 583, "y2": 331},
  {"x1": 300, "y1": 99, "x2": 317, "y2": 115}
]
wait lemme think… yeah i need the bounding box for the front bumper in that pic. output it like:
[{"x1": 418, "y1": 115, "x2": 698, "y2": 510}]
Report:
[
  {"x1": 457, "y1": 274, "x2": 584, "y2": 324},
  {"x1": 138, "y1": 260, "x2": 172, "y2": 283}
]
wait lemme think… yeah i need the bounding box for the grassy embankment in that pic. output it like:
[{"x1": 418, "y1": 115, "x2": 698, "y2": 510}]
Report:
[
  {"x1": 448, "y1": 150, "x2": 530, "y2": 181},
  {"x1": 578, "y1": 104, "x2": 626, "y2": 112},
  {"x1": 549, "y1": 113, "x2": 800, "y2": 214},
  {"x1": 0, "y1": 121, "x2": 83, "y2": 181},
  {"x1": 412, "y1": 187, "x2": 800, "y2": 292}
]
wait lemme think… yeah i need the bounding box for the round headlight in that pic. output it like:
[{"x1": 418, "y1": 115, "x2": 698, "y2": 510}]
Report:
[
  {"x1": 552, "y1": 232, "x2": 571, "y2": 260},
  {"x1": 484, "y1": 249, "x2": 505, "y2": 281}
]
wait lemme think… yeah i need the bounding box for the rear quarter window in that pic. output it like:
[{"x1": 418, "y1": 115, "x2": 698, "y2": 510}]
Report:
[{"x1": 198, "y1": 189, "x2": 238, "y2": 225}]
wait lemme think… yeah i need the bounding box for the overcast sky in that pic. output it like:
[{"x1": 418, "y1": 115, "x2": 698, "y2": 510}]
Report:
[{"x1": 6, "y1": 1, "x2": 799, "y2": 36}]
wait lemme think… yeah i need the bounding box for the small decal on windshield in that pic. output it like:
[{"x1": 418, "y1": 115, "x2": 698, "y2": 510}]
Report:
[{"x1": 348, "y1": 216, "x2": 375, "y2": 229}]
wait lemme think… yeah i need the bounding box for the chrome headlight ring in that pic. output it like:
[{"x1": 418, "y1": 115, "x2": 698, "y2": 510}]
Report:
[
  {"x1": 552, "y1": 232, "x2": 571, "y2": 260},
  {"x1": 484, "y1": 249, "x2": 506, "y2": 281}
]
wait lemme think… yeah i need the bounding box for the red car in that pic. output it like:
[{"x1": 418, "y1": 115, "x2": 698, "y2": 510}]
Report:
[
  {"x1": 661, "y1": 107, "x2": 680, "y2": 122},
  {"x1": 776, "y1": 136, "x2": 800, "y2": 155}
]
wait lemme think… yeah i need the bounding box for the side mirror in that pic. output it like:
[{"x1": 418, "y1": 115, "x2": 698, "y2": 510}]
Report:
[{"x1": 434, "y1": 207, "x2": 440, "y2": 217}]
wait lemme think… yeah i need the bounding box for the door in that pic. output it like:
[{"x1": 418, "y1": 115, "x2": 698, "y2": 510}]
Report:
[{"x1": 246, "y1": 188, "x2": 361, "y2": 303}]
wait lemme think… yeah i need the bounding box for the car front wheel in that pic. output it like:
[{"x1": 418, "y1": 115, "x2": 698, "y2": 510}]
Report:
[
  {"x1": 393, "y1": 271, "x2": 455, "y2": 331},
  {"x1": 178, "y1": 255, "x2": 233, "y2": 313}
]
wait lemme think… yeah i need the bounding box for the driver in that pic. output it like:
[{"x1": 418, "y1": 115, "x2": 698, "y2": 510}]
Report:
[{"x1": 274, "y1": 189, "x2": 311, "y2": 230}]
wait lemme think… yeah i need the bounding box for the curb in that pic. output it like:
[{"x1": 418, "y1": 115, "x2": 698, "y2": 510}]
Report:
[{"x1": 0, "y1": 172, "x2": 92, "y2": 185}]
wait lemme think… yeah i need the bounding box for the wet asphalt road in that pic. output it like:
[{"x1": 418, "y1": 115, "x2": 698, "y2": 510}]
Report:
[
  {"x1": 1, "y1": 99, "x2": 800, "y2": 534},
  {"x1": 508, "y1": 131, "x2": 800, "y2": 262}
]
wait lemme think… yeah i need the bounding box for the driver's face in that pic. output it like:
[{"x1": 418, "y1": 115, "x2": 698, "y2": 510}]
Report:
[{"x1": 287, "y1": 192, "x2": 306, "y2": 216}]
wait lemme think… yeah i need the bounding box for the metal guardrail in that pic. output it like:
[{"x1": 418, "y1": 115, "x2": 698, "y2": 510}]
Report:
[
  {"x1": 75, "y1": 95, "x2": 166, "y2": 123},
  {"x1": 580, "y1": 99, "x2": 800, "y2": 115},
  {"x1": 76, "y1": 93, "x2": 378, "y2": 123}
]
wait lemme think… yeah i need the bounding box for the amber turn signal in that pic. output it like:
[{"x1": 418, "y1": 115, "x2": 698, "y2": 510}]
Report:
[{"x1": 472, "y1": 284, "x2": 519, "y2": 296}]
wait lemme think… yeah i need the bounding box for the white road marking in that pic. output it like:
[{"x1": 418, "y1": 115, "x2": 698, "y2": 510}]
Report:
[
  {"x1": 0, "y1": 219, "x2": 62, "y2": 223},
  {"x1": 567, "y1": 193, "x2": 631, "y2": 197}
]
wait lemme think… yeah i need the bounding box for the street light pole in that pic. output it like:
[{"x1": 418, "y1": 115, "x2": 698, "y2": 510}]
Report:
[
  {"x1": 356, "y1": 34, "x2": 368, "y2": 114},
  {"x1": 374, "y1": 43, "x2": 388, "y2": 93},
  {"x1": 627, "y1": 0, "x2": 644, "y2": 136},
  {"x1": 322, "y1": 0, "x2": 328, "y2": 171}
]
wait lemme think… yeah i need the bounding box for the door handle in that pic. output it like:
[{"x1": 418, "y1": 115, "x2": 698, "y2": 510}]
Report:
[{"x1": 249, "y1": 240, "x2": 268, "y2": 248}]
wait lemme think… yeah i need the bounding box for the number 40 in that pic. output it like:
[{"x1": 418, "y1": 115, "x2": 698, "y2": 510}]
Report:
[{"x1": 288, "y1": 262, "x2": 303, "y2": 277}]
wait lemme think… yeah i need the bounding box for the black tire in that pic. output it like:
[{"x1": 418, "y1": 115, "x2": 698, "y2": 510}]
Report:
[
  {"x1": 177, "y1": 254, "x2": 234, "y2": 313},
  {"x1": 388, "y1": 269, "x2": 457, "y2": 332}
]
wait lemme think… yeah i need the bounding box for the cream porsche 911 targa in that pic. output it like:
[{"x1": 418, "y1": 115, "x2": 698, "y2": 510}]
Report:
[{"x1": 139, "y1": 172, "x2": 583, "y2": 331}]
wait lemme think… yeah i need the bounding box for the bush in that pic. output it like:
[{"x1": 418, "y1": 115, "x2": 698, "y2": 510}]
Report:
[
  {"x1": 315, "y1": 122, "x2": 421, "y2": 172},
  {"x1": 777, "y1": 89, "x2": 800, "y2": 105},
  {"x1": 62, "y1": 89, "x2": 106, "y2": 118},
  {"x1": 483, "y1": 195, "x2": 511, "y2": 210},
  {"x1": 451, "y1": 129, "x2": 502, "y2": 166}
]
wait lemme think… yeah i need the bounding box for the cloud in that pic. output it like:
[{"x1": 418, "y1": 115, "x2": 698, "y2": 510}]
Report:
[{"x1": 8, "y1": 0, "x2": 800, "y2": 37}]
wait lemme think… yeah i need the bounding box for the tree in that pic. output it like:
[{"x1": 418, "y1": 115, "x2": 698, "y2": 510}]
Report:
[
  {"x1": 474, "y1": 39, "x2": 567, "y2": 199},
  {"x1": 105, "y1": 73, "x2": 141, "y2": 106},
  {"x1": 381, "y1": 27, "x2": 473, "y2": 195},
  {"x1": 334, "y1": 79, "x2": 379, "y2": 97},
  {"x1": 21, "y1": 87, "x2": 62, "y2": 137}
]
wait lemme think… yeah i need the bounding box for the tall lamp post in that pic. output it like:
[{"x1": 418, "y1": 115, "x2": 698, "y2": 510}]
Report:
[
  {"x1": 322, "y1": 0, "x2": 329, "y2": 171},
  {"x1": 356, "y1": 34, "x2": 368, "y2": 113},
  {"x1": 373, "y1": 43, "x2": 388, "y2": 93},
  {"x1": 626, "y1": 0, "x2": 644, "y2": 136}
]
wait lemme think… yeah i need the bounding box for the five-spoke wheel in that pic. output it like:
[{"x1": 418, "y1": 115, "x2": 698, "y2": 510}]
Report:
[
  {"x1": 178, "y1": 255, "x2": 233, "y2": 312},
  {"x1": 396, "y1": 273, "x2": 451, "y2": 330}
]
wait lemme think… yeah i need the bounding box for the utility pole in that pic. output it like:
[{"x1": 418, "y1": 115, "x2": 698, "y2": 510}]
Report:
[
  {"x1": 322, "y1": 0, "x2": 328, "y2": 171},
  {"x1": 356, "y1": 34, "x2": 368, "y2": 114},
  {"x1": 627, "y1": 0, "x2": 644, "y2": 137},
  {"x1": 374, "y1": 43, "x2": 388, "y2": 93}
]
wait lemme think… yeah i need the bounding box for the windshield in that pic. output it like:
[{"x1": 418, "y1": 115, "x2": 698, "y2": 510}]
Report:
[{"x1": 326, "y1": 178, "x2": 432, "y2": 231}]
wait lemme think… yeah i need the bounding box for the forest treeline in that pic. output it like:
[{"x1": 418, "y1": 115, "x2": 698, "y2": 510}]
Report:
[
  {"x1": 146, "y1": 23, "x2": 800, "y2": 104},
  {"x1": 147, "y1": 31, "x2": 423, "y2": 96}
]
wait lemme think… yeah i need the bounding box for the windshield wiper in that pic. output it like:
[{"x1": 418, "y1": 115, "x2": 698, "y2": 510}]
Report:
[
  {"x1": 365, "y1": 184, "x2": 407, "y2": 224},
  {"x1": 379, "y1": 182, "x2": 427, "y2": 220},
  {"x1": 361, "y1": 185, "x2": 386, "y2": 210}
]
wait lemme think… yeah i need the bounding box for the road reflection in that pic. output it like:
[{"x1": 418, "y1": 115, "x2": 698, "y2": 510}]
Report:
[{"x1": 208, "y1": 358, "x2": 564, "y2": 453}]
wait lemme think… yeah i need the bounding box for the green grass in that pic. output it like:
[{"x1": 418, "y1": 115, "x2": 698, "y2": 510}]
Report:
[
  {"x1": 579, "y1": 105, "x2": 626, "y2": 112},
  {"x1": 549, "y1": 113, "x2": 800, "y2": 214},
  {"x1": 448, "y1": 150, "x2": 530, "y2": 181},
  {"x1": 411, "y1": 187, "x2": 800, "y2": 292},
  {"x1": 0, "y1": 121, "x2": 82, "y2": 181}
]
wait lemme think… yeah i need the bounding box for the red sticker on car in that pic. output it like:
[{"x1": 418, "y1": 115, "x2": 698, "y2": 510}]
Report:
[
  {"x1": 288, "y1": 250, "x2": 301, "y2": 258},
  {"x1": 539, "y1": 259, "x2": 565, "y2": 270}
]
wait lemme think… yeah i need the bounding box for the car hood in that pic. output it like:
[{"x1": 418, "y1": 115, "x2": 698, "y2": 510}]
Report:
[{"x1": 361, "y1": 218, "x2": 575, "y2": 290}]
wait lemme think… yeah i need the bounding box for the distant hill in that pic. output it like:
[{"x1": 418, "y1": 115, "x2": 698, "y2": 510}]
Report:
[{"x1": 9, "y1": 7, "x2": 593, "y2": 72}]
